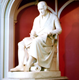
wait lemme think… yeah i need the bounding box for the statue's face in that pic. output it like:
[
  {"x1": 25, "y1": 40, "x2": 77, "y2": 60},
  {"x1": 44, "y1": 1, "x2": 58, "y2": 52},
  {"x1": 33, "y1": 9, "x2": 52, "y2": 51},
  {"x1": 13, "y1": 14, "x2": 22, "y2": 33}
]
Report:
[{"x1": 38, "y1": 3, "x2": 47, "y2": 16}]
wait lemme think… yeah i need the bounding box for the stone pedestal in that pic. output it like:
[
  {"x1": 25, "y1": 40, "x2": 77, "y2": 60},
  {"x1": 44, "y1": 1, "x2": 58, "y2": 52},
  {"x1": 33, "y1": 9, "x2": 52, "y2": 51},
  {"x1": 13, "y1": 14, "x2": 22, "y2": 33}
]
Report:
[
  {"x1": 7, "y1": 71, "x2": 61, "y2": 78},
  {"x1": 3, "y1": 77, "x2": 68, "y2": 80},
  {"x1": 2, "y1": 71, "x2": 68, "y2": 80}
]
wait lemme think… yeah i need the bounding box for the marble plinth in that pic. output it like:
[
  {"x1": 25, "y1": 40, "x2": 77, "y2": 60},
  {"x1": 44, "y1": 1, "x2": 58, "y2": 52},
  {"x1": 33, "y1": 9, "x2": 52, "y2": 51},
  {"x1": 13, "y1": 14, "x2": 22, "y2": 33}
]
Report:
[
  {"x1": 3, "y1": 77, "x2": 68, "y2": 80},
  {"x1": 8, "y1": 71, "x2": 61, "y2": 78}
]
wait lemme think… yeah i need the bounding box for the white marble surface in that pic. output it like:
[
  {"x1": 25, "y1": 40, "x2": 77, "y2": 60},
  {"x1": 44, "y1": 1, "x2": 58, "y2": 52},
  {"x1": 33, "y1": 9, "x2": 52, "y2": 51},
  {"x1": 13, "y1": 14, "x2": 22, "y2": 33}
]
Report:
[
  {"x1": 8, "y1": 71, "x2": 61, "y2": 79},
  {"x1": 3, "y1": 76, "x2": 68, "y2": 80}
]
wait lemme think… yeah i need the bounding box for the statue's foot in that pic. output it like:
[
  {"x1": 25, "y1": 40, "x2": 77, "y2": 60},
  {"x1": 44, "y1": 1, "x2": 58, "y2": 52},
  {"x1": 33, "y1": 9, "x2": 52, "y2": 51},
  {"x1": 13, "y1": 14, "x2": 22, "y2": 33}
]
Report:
[{"x1": 10, "y1": 65, "x2": 24, "y2": 72}]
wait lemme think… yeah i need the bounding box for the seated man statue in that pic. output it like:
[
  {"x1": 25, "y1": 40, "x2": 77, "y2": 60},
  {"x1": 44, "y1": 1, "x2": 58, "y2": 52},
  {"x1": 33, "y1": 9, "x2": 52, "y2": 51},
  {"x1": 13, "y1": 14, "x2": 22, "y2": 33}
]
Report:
[{"x1": 10, "y1": 1, "x2": 62, "y2": 72}]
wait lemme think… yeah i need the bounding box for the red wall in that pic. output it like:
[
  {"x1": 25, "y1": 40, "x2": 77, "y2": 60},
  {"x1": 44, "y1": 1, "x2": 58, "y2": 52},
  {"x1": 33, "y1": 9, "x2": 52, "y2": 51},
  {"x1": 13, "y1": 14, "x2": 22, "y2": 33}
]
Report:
[
  {"x1": 59, "y1": 1, "x2": 79, "y2": 80},
  {"x1": 15, "y1": 1, "x2": 79, "y2": 80}
]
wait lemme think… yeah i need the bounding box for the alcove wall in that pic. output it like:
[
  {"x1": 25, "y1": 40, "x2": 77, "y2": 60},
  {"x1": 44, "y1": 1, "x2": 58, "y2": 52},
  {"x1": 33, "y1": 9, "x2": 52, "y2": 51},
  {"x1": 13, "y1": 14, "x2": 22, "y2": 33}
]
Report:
[{"x1": 59, "y1": 1, "x2": 79, "y2": 80}]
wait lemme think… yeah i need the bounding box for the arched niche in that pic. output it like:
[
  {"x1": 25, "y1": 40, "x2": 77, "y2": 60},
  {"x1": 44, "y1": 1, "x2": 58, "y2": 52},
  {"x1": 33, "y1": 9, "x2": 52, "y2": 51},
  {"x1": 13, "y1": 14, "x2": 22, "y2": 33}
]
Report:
[{"x1": 1, "y1": 0, "x2": 74, "y2": 79}]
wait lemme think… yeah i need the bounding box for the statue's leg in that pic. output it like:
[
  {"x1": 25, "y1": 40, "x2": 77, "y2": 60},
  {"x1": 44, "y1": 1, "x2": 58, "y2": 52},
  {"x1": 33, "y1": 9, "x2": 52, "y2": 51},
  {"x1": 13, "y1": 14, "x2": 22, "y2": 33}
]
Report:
[
  {"x1": 10, "y1": 40, "x2": 27, "y2": 72},
  {"x1": 24, "y1": 37, "x2": 42, "y2": 72},
  {"x1": 24, "y1": 56, "x2": 35, "y2": 71},
  {"x1": 18, "y1": 41, "x2": 27, "y2": 66}
]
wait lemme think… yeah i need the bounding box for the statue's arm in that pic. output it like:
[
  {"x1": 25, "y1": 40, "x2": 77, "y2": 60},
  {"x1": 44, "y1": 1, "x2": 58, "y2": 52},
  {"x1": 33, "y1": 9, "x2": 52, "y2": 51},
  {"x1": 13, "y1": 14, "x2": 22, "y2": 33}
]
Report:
[
  {"x1": 53, "y1": 16, "x2": 62, "y2": 35},
  {"x1": 48, "y1": 16, "x2": 62, "y2": 36}
]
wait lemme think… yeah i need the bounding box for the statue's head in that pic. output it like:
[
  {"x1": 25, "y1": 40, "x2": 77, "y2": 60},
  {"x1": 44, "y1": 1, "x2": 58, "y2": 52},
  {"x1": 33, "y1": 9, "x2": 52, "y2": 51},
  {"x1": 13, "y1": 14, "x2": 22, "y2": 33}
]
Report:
[{"x1": 37, "y1": 1, "x2": 48, "y2": 16}]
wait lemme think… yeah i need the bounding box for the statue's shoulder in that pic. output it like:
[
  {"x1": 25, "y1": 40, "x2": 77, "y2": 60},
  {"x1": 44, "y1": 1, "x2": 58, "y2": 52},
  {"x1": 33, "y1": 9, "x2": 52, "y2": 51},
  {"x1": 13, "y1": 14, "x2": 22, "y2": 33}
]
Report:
[
  {"x1": 50, "y1": 13, "x2": 58, "y2": 20},
  {"x1": 50, "y1": 13, "x2": 57, "y2": 18}
]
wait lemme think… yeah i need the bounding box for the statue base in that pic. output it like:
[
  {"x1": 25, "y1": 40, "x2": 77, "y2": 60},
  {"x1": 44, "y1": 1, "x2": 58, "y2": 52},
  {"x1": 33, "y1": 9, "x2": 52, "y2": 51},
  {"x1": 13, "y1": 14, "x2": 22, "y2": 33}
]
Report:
[
  {"x1": 8, "y1": 71, "x2": 61, "y2": 78},
  {"x1": 3, "y1": 77, "x2": 68, "y2": 80}
]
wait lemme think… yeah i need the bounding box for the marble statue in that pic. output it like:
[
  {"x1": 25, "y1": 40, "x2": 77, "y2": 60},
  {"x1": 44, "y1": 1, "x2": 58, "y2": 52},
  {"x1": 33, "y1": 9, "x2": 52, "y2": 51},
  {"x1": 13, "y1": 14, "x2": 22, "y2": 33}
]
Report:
[{"x1": 10, "y1": 1, "x2": 62, "y2": 72}]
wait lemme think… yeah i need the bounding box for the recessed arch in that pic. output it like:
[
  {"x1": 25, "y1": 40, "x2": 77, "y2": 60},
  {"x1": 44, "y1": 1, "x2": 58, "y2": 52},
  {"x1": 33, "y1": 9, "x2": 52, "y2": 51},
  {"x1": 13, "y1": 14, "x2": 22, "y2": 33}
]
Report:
[
  {"x1": 1, "y1": 0, "x2": 75, "y2": 79},
  {"x1": 3, "y1": 0, "x2": 58, "y2": 78}
]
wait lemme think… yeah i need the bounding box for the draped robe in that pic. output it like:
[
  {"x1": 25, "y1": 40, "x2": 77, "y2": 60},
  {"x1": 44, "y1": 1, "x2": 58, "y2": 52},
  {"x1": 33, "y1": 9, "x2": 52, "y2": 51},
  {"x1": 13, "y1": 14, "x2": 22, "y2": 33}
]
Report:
[{"x1": 23, "y1": 12, "x2": 61, "y2": 68}]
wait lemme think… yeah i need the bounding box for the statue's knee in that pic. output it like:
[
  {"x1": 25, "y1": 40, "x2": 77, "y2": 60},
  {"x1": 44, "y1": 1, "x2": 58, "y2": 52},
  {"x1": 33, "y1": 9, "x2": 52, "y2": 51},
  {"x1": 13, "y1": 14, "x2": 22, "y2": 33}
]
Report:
[
  {"x1": 18, "y1": 41, "x2": 23, "y2": 47},
  {"x1": 18, "y1": 42, "x2": 20, "y2": 46}
]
